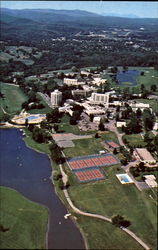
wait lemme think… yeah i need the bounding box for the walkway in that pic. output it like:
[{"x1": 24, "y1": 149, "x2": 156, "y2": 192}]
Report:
[
  {"x1": 60, "y1": 165, "x2": 150, "y2": 250},
  {"x1": 121, "y1": 161, "x2": 149, "y2": 191},
  {"x1": 104, "y1": 120, "x2": 126, "y2": 147}
]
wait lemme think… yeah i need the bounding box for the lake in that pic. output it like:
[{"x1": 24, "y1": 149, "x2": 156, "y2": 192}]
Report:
[
  {"x1": 116, "y1": 70, "x2": 140, "y2": 85},
  {"x1": 0, "y1": 128, "x2": 85, "y2": 249}
]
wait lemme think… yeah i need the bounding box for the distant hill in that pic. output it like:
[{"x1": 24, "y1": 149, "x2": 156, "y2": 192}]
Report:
[
  {"x1": 1, "y1": 8, "x2": 158, "y2": 43},
  {"x1": 101, "y1": 13, "x2": 139, "y2": 18}
]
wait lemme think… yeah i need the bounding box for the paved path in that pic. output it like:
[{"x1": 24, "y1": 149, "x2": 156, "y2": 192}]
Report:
[
  {"x1": 38, "y1": 92, "x2": 53, "y2": 108},
  {"x1": 60, "y1": 165, "x2": 150, "y2": 250},
  {"x1": 121, "y1": 161, "x2": 149, "y2": 191},
  {"x1": 105, "y1": 120, "x2": 126, "y2": 147},
  {"x1": 63, "y1": 188, "x2": 150, "y2": 250}
]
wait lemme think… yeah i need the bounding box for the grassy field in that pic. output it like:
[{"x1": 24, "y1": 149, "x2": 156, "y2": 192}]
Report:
[
  {"x1": 29, "y1": 94, "x2": 52, "y2": 115},
  {"x1": 0, "y1": 83, "x2": 28, "y2": 119},
  {"x1": 68, "y1": 165, "x2": 157, "y2": 250},
  {"x1": 123, "y1": 134, "x2": 146, "y2": 148},
  {"x1": 63, "y1": 130, "x2": 118, "y2": 157},
  {"x1": 75, "y1": 215, "x2": 144, "y2": 250},
  {"x1": 110, "y1": 67, "x2": 158, "y2": 94},
  {"x1": 23, "y1": 128, "x2": 50, "y2": 155},
  {"x1": 0, "y1": 186, "x2": 48, "y2": 249},
  {"x1": 22, "y1": 116, "x2": 157, "y2": 250}
]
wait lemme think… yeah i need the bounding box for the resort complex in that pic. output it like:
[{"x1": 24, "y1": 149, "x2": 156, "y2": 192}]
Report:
[{"x1": 0, "y1": 3, "x2": 158, "y2": 250}]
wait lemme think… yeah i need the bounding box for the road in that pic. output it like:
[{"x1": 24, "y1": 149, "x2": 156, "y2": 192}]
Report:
[
  {"x1": 59, "y1": 165, "x2": 150, "y2": 250},
  {"x1": 104, "y1": 120, "x2": 126, "y2": 147}
]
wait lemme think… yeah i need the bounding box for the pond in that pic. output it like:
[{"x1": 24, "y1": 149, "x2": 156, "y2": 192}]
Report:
[
  {"x1": 0, "y1": 128, "x2": 85, "y2": 249},
  {"x1": 116, "y1": 70, "x2": 140, "y2": 86}
]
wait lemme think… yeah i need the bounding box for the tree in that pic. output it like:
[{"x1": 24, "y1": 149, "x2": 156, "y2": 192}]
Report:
[
  {"x1": 58, "y1": 179, "x2": 64, "y2": 190},
  {"x1": 49, "y1": 142, "x2": 63, "y2": 164},
  {"x1": 54, "y1": 124, "x2": 59, "y2": 132},
  {"x1": 112, "y1": 215, "x2": 131, "y2": 228},
  {"x1": 98, "y1": 120, "x2": 105, "y2": 131},
  {"x1": 124, "y1": 113, "x2": 142, "y2": 134},
  {"x1": 71, "y1": 66, "x2": 78, "y2": 72},
  {"x1": 140, "y1": 84, "x2": 145, "y2": 93},
  {"x1": 143, "y1": 109, "x2": 155, "y2": 131},
  {"x1": 95, "y1": 132, "x2": 99, "y2": 138},
  {"x1": 151, "y1": 84, "x2": 157, "y2": 92},
  {"x1": 90, "y1": 114, "x2": 94, "y2": 122},
  {"x1": 25, "y1": 118, "x2": 28, "y2": 127},
  {"x1": 136, "y1": 108, "x2": 142, "y2": 118},
  {"x1": 46, "y1": 108, "x2": 60, "y2": 123}
]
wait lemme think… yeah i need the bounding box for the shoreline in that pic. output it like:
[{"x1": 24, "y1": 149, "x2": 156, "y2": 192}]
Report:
[{"x1": 22, "y1": 128, "x2": 87, "y2": 250}]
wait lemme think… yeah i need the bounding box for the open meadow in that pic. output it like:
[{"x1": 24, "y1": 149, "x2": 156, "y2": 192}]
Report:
[{"x1": 0, "y1": 186, "x2": 48, "y2": 249}]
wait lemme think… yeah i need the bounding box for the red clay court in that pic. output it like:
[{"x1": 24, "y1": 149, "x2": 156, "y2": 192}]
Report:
[
  {"x1": 106, "y1": 140, "x2": 120, "y2": 149},
  {"x1": 74, "y1": 168, "x2": 105, "y2": 183},
  {"x1": 68, "y1": 153, "x2": 120, "y2": 171}
]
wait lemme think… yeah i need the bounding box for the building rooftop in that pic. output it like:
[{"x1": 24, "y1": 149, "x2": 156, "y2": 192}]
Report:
[{"x1": 135, "y1": 148, "x2": 156, "y2": 162}]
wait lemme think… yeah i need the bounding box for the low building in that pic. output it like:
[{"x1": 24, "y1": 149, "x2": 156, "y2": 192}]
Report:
[
  {"x1": 51, "y1": 89, "x2": 62, "y2": 107},
  {"x1": 129, "y1": 103, "x2": 150, "y2": 111},
  {"x1": 116, "y1": 121, "x2": 127, "y2": 128},
  {"x1": 92, "y1": 77, "x2": 106, "y2": 86},
  {"x1": 93, "y1": 116, "x2": 101, "y2": 123},
  {"x1": 72, "y1": 89, "x2": 87, "y2": 97},
  {"x1": 63, "y1": 78, "x2": 85, "y2": 86},
  {"x1": 134, "y1": 148, "x2": 156, "y2": 164},
  {"x1": 153, "y1": 122, "x2": 158, "y2": 131},
  {"x1": 144, "y1": 175, "x2": 157, "y2": 188}
]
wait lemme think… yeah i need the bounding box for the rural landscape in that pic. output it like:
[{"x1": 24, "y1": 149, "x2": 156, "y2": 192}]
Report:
[{"x1": 0, "y1": 2, "x2": 158, "y2": 250}]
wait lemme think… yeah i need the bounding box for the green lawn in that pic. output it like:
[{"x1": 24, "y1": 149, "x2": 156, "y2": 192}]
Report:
[
  {"x1": 29, "y1": 93, "x2": 52, "y2": 115},
  {"x1": 75, "y1": 215, "x2": 144, "y2": 250},
  {"x1": 136, "y1": 68, "x2": 158, "y2": 93},
  {"x1": 0, "y1": 83, "x2": 28, "y2": 119},
  {"x1": 63, "y1": 131, "x2": 118, "y2": 157},
  {"x1": 0, "y1": 186, "x2": 48, "y2": 249},
  {"x1": 68, "y1": 165, "x2": 157, "y2": 250},
  {"x1": 23, "y1": 128, "x2": 50, "y2": 155},
  {"x1": 123, "y1": 134, "x2": 146, "y2": 148}
]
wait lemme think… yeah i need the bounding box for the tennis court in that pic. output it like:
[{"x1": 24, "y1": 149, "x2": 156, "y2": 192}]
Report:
[
  {"x1": 74, "y1": 168, "x2": 105, "y2": 183},
  {"x1": 68, "y1": 153, "x2": 120, "y2": 171},
  {"x1": 106, "y1": 140, "x2": 120, "y2": 149}
]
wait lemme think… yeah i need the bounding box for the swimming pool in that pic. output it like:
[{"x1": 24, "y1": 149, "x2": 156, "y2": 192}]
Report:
[
  {"x1": 116, "y1": 70, "x2": 140, "y2": 86},
  {"x1": 121, "y1": 175, "x2": 130, "y2": 183},
  {"x1": 27, "y1": 115, "x2": 37, "y2": 120},
  {"x1": 116, "y1": 174, "x2": 134, "y2": 184}
]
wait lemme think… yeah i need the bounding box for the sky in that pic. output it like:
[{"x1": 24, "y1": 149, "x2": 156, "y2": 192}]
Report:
[{"x1": 1, "y1": 1, "x2": 158, "y2": 18}]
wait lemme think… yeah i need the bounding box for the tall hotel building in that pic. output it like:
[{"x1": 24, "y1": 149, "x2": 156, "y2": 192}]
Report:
[
  {"x1": 51, "y1": 90, "x2": 62, "y2": 107},
  {"x1": 91, "y1": 92, "x2": 109, "y2": 107}
]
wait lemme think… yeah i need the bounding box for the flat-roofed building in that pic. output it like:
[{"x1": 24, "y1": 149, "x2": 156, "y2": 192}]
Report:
[
  {"x1": 63, "y1": 78, "x2": 85, "y2": 86},
  {"x1": 134, "y1": 148, "x2": 156, "y2": 164},
  {"x1": 129, "y1": 103, "x2": 150, "y2": 111},
  {"x1": 153, "y1": 122, "x2": 158, "y2": 131},
  {"x1": 116, "y1": 121, "x2": 127, "y2": 128},
  {"x1": 51, "y1": 89, "x2": 62, "y2": 107},
  {"x1": 144, "y1": 175, "x2": 157, "y2": 188},
  {"x1": 90, "y1": 92, "x2": 109, "y2": 107}
]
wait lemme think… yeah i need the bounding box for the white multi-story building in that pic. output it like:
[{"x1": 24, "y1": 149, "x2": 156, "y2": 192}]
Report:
[
  {"x1": 90, "y1": 92, "x2": 109, "y2": 107},
  {"x1": 51, "y1": 90, "x2": 62, "y2": 107},
  {"x1": 63, "y1": 78, "x2": 85, "y2": 86}
]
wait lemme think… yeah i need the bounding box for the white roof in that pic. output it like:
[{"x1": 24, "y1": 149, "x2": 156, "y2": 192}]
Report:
[
  {"x1": 144, "y1": 175, "x2": 156, "y2": 180},
  {"x1": 145, "y1": 179, "x2": 157, "y2": 188},
  {"x1": 153, "y1": 122, "x2": 158, "y2": 130},
  {"x1": 93, "y1": 116, "x2": 101, "y2": 122},
  {"x1": 136, "y1": 148, "x2": 156, "y2": 162}
]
